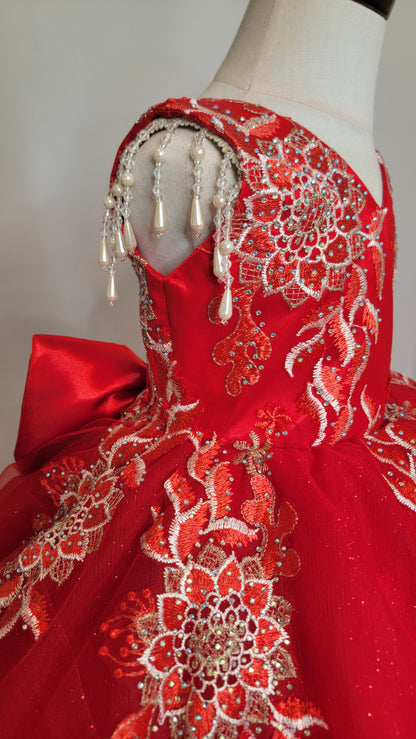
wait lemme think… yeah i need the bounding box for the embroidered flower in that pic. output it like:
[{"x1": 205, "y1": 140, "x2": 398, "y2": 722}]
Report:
[
  {"x1": 103, "y1": 555, "x2": 300, "y2": 738},
  {"x1": 365, "y1": 380, "x2": 416, "y2": 513},
  {"x1": 145, "y1": 556, "x2": 288, "y2": 724},
  {"x1": 100, "y1": 400, "x2": 327, "y2": 737},
  {"x1": 384, "y1": 400, "x2": 416, "y2": 423},
  {"x1": 0, "y1": 458, "x2": 122, "y2": 639},
  {"x1": 255, "y1": 404, "x2": 292, "y2": 436}
]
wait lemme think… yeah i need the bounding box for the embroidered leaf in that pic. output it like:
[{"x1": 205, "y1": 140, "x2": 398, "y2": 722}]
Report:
[
  {"x1": 0, "y1": 595, "x2": 22, "y2": 640},
  {"x1": 314, "y1": 359, "x2": 344, "y2": 412},
  {"x1": 165, "y1": 472, "x2": 195, "y2": 515},
  {"x1": 242, "y1": 472, "x2": 274, "y2": 524},
  {"x1": 361, "y1": 385, "x2": 380, "y2": 430},
  {"x1": 369, "y1": 243, "x2": 385, "y2": 298},
  {"x1": 217, "y1": 556, "x2": 243, "y2": 596},
  {"x1": 191, "y1": 439, "x2": 221, "y2": 482},
  {"x1": 206, "y1": 463, "x2": 234, "y2": 520},
  {"x1": 175, "y1": 501, "x2": 210, "y2": 562},
  {"x1": 329, "y1": 311, "x2": 355, "y2": 366},
  {"x1": 298, "y1": 384, "x2": 327, "y2": 447},
  {"x1": 344, "y1": 264, "x2": 365, "y2": 316},
  {"x1": 261, "y1": 501, "x2": 300, "y2": 579},
  {"x1": 362, "y1": 298, "x2": 379, "y2": 341},
  {"x1": 24, "y1": 588, "x2": 49, "y2": 639},
  {"x1": 285, "y1": 328, "x2": 325, "y2": 378},
  {"x1": 209, "y1": 287, "x2": 271, "y2": 397},
  {"x1": 207, "y1": 518, "x2": 258, "y2": 547},
  {"x1": 330, "y1": 404, "x2": 352, "y2": 443},
  {"x1": 274, "y1": 696, "x2": 328, "y2": 726}
]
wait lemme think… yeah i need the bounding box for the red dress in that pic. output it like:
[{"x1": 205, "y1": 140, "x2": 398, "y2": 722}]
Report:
[{"x1": 0, "y1": 97, "x2": 415, "y2": 739}]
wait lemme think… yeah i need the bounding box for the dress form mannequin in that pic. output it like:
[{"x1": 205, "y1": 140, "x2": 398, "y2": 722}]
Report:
[
  {"x1": 130, "y1": 0, "x2": 390, "y2": 276},
  {"x1": 352, "y1": 0, "x2": 395, "y2": 18}
]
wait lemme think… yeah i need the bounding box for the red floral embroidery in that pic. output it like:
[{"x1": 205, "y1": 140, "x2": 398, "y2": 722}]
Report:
[
  {"x1": 174, "y1": 99, "x2": 390, "y2": 408},
  {"x1": 110, "y1": 98, "x2": 392, "y2": 450},
  {"x1": 364, "y1": 373, "x2": 416, "y2": 513},
  {"x1": 209, "y1": 286, "x2": 272, "y2": 396},
  {"x1": 100, "y1": 406, "x2": 328, "y2": 737},
  {"x1": 0, "y1": 267, "x2": 198, "y2": 640},
  {"x1": 285, "y1": 223, "x2": 386, "y2": 445},
  {"x1": 0, "y1": 455, "x2": 122, "y2": 639}
]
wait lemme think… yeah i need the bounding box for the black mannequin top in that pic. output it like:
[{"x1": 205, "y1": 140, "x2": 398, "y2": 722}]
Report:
[{"x1": 352, "y1": 0, "x2": 396, "y2": 18}]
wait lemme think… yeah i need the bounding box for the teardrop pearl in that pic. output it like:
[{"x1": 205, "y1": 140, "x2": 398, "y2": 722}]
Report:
[
  {"x1": 115, "y1": 228, "x2": 127, "y2": 258},
  {"x1": 153, "y1": 200, "x2": 166, "y2": 234},
  {"x1": 218, "y1": 287, "x2": 233, "y2": 321},
  {"x1": 98, "y1": 237, "x2": 111, "y2": 267},
  {"x1": 190, "y1": 196, "x2": 204, "y2": 232},
  {"x1": 106, "y1": 272, "x2": 118, "y2": 304},
  {"x1": 123, "y1": 219, "x2": 137, "y2": 251},
  {"x1": 213, "y1": 246, "x2": 226, "y2": 278}
]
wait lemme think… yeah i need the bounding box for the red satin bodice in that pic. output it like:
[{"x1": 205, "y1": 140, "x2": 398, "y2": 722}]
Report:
[{"x1": 121, "y1": 97, "x2": 395, "y2": 448}]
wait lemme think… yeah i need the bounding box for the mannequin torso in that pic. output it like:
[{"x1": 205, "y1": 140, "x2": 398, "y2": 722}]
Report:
[{"x1": 130, "y1": 0, "x2": 388, "y2": 274}]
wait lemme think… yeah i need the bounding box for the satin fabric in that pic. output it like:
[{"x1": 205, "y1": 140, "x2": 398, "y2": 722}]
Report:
[{"x1": 14, "y1": 334, "x2": 146, "y2": 473}]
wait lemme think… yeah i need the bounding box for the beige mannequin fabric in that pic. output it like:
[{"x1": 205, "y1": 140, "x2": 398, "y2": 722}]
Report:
[{"x1": 130, "y1": 0, "x2": 386, "y2": 275}]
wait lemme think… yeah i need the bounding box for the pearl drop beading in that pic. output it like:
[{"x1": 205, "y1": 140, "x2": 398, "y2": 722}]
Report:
[
  {"x1": 99, "y1": 116, "x2": 241, "y2": 308},
  {"x1": 151, "y1": 121, "x2": 180, "y2": 236},
  {"x1": 189, "y1": 130, "x2": 206, "y2": 237},
  {"x1": 213, "y1": 154, "x2": 239, "y2": 323}
]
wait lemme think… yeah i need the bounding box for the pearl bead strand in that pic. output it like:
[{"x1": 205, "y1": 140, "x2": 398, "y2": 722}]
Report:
[
  {"x1": 213, "y1": 154, "x2": 238, "y2": 323},
  {"x1": 99, "y1": 114, "x2": 240, "y2": 310},
  {"x1": 189, "y1": 130, "x2": 206, "y2": 237},
  {"x1": 99, "y1": 170, "x2": 137, "y2": 303},
  {"x1": 151, "y1": 121, "x2": 180, "y2": 235}
]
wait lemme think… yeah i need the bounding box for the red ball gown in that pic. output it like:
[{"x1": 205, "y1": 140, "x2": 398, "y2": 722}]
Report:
[{"x1": 0, "y1": 97, "x2": 415, "y2": 738}]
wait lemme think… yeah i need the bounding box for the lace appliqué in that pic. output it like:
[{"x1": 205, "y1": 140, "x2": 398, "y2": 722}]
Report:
[
  {"x1": 363, "y1": 373, "x2": 416, "y2": 513},
  {"x1": 100, "y1": 405, "x2": 328, "y2": 738},
  {"x1": 0, "y1": 269, "x2": 198, "y2": 641},
  {"x1": 285, "y1": 239, "x2": 385, "y2": 446},
  {"x1": 190, "y1": 99, "x2": 388, "y2": 405},
  {"x1": 0, "y1": 454, "x2": 124, "y2": 640}
]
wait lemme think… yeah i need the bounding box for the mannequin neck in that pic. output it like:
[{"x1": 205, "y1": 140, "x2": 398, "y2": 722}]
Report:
[
  {"x1": 202, "y1": 0, "x2": 385, "y2": 134},
  {"x1": 352, "y1": 0, "x2": 395, "y2": 19}
]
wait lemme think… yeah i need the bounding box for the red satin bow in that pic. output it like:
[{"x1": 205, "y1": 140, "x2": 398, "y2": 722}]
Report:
[{"x1": 14, "y1": 335, "x2": 147, "y2": 472}]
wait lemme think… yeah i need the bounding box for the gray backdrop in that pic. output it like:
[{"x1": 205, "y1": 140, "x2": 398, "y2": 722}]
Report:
[{"x1": 1, "y1": 0, "x2": 415, "y2": 467}]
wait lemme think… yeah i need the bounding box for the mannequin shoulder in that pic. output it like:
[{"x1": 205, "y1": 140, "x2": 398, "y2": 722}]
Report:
[
  {"x1": 128, "y1": 128, "x2": 238, "y2": 275},
  {"x1": 130, "y1": 128, "x2": 225, "y2": 212}
]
